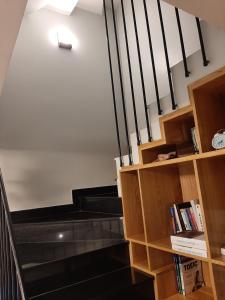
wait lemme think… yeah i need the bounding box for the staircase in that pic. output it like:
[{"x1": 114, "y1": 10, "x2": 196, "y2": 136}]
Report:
[
  {"x1": 162, "y1": 0, "x2": 225, "y2": 29},
  {"x1": 1, "y1": 184, "x2": 155, "y2": 299}
]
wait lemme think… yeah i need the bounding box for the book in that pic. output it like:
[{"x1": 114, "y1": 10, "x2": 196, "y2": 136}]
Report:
[
  {"x1": 179, "y1": 258, "x2": 204, "y2": 295},
  {"x1": 190, "y1": 200, "x2": 202, "y2": 231},
  {"x1": 191, "y1": 127, "x2": 199, "y2": 153},
  {"x1": 196, "y1": 204, "x2": 204, "y2": 232},
  {"x1": 172, "y1": 244, "x2": 208, "y2": 258},
  {"x1": 180, "y1": 208, "x2": 192, "y2": 231},
  {"x1": 171, "y1": 232, "x2": 207, "y2": 250},
  {"x1": 170, "y1": 207, "x2": 177, "y2": 234},
  {"x1": 173, "y1": 204, "x2": 183, "y2": 233},
  {"x1": 188, "y1": 207, "x2": 199, "y2": 231},
  {"x1": 173, "y1": 255, "x2": 182, "y2": 294}
]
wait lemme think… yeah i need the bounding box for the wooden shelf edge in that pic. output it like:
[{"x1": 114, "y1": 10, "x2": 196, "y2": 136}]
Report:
[
  {"x1": 147, "y1": 240, "x2": 210, "y2": 263},
  {"x1": 127, "y1": 234, "x2": 146, "y2": 245},
  {"x1": 212, "y1": 256, "x2": 225, "y2": 267},
  {"x1": 164, "y1": 286, "x2": 214, "y2": 300},
  {"x1": 132, "y1": 262, "x2": 155, "y2": 277}
]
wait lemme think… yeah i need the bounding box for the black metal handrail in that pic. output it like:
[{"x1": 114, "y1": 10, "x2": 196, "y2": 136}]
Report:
[
  {"x1": 0, "y1": 172, "x2": 27, "y2": 300},
  {"x1": 104, "y1": 0, "x2": 209, "y2": 155}
]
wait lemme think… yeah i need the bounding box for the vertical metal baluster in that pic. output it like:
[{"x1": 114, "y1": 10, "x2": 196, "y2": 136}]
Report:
[
  {"x1": 130, "y1": 0, "x2": 152, "y2": 142},
  {"x1": 121, "y1": 0, "x2": 141, "y2": 145},
  {"x1": 103, "y1": 0, "x2": 123, "y2": 167},
  {"x1": 156, "y1": 0, "x2": 177, "y2": 110},
  {"x1": 5, "y1": 221, "x2": 10, "y2": 299},
  {"x1": 0, "y1": 202, "x2": 4, "y2": 300},
  {"x1": 0, "y1": 174, "x2": 27, "y2": 300},
  {"x1": 1, "y1": 203, "x2": 7, "y2": 300},
  {"x1": 195, "y1": 17, "x2": 209, "y2": 67},
  {"x1": 143, "y1": 0, "x2": 162, "y2": 115},
  {"x1": 111, "y1": 0, "x2": 133, "y2": 164},
  {"x1": 175, "y1": 7, "x2": 190, "y2": 77}
]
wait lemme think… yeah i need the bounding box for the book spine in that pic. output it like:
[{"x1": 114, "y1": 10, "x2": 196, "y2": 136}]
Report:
[
  {"x1": 180, "y1": 209, "x2": 192, "y2": 231},
  {"x1": 185, "y1": 208, "x2": 194, "y2": 231},
  {"x1": 173, "y1": 255, "x2": 182, "y2": 294},
  {"x1": 191, "y1": 127, "x2": 199, "y2": 153},
  {"x1": 189, "y1": 207, "x2": 198, "y2": 231},
  {"x1": 172, "y1": 244, "x2": 208, "y2": 258},
  {"x1": 196, "y1": 204, "x2": 204, "y2": 232},
  {"x1": 191, "y1": 200, "x2": 201, "y2": 231},
  {"x1": 173, "y1": 204, "x2": 182, "y2": 232},
  {"x1": 178, "y1": 256, "x2": 185, "y2": 295},
  {"x1": 170, "y1": 207, "x2": 177, "y2": 234}
]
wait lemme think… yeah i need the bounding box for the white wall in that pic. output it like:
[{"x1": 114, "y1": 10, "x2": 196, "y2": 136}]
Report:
[
  {"x1": 0, "y1": 150, "x2": 116, "y2": 211},
  {"x1": 0, "y1": 0, "x2": 27, "y2": 95},
  {"x1": 115, "y1": 0, "x2": 200, "y2": 134},
  {"x1": 0, "y1": 7, "x2": 120, "y2": 211},
  {"x1": 119, "y1": 19, "x2": 225, "y2": 142},
  {"x1": 172, "y1": 21, "x2": 225, "y2": 105}
]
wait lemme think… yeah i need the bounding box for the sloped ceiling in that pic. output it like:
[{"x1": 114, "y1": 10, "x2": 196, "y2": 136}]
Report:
[
  {"x1": 163, "y1": 0, "x2": 225, "y2": 29},
  {"x1": 26, "y1": 0, "x2": 103, "y2": 15}
]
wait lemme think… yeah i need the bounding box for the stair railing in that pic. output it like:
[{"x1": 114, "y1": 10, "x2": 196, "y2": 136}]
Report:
[
  {"x1": 104, "y1": 0, "x2": 209, "y2": 160},
  {"x1": 0, "y1": 172, "x2": 27, "y2": 300}
]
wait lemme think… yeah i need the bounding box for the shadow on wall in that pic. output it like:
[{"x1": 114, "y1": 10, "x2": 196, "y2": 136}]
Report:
[{"x1": 0, "y1": 149, "x2": 116, "y2": 211}]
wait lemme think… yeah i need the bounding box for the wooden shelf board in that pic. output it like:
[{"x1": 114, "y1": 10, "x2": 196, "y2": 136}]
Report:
[
  {"x1": 212, "y1": 255, "x2": 225, "y2": 267},
  {"x1": 140, "y1": 154, "x2": 196, "y2": 170},
  {"x1": 132, "y1": 260, "x2": 149, "y2": 273},
  {"x1": 139, "y1": 139, "x2": 167, "y2": 151},
  {"x1": 120, "y1": 164, "x2": 140, "y2": 173},
  {"x1": 165, "y1": 287, "x2": 214, "y2": 300},
  {"x1": 148, "y1": 238, "x2": 210, "y2": 262},
  {"x1": 127, "y1": 233, "x2": 146, "y2": 245},
  {"x1": 160, "y1": 105, "x2": 193, "y2": 124},
  {"x1": 120, "y1": 148, "x2": 225, "y2": 174}
]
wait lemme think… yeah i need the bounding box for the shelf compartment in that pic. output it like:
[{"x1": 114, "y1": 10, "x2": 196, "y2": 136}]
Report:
[
  {"x1": 190, "y1": 69, "x2": 225, "y2": 153},
  {"x1": 141, "y1": 144, "x2": 177, "y2": 165},
  {"x1": 131, "y1": 242, "x2": 149, "y2": 273},
  {"x1": 196, "y1": 157, "x2": 225, "y2": 260},
  {"x1": 154, "y1": 253, "x2": 213, "y2": 300},
  {"x1": 164, "y1": 286, "x2": 214, "y2": 300},
  {"x1": 139, "y1": 161, "x2": 199, "y2": 244},
  {"x1": 212, "y1": 264, "x2": 225, "y2": 300},
  {"x1": 120, "y1": 170, "x2": 145, "y2": 242},
  {"x1": 148, "y1": 247, "x2": 173, "y2": 272},
  {"x1": 162, "y1": 107, "x2": 197, "y2": 154}
]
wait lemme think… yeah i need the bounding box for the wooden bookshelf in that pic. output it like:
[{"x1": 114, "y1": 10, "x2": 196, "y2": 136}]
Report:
[{"x1": 120, "y1": 67, "x2": 225, "y2": 300}]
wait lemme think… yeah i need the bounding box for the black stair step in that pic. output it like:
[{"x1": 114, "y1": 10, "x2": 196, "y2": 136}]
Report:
[
  {"x1": 24, "y1": 242, "x2": 130, "y2": 297},
  {"x1": 29, "y1": 267, "x2": 155, "y2": 300}
]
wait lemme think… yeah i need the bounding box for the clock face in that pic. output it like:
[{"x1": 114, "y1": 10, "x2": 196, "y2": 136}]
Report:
[{"x1": 212, "y1": 133, "x2": 225, "y2": 149}]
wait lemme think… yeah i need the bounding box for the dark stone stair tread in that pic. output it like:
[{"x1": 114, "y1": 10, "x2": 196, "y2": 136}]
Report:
[{"x1": 29, "y1": 267, "x2": 154, "y2": 300}]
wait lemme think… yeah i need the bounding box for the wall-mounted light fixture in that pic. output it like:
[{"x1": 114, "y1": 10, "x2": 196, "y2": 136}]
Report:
[{"x1": 49, "y1": 26, "x2": 78, "y2": 50}]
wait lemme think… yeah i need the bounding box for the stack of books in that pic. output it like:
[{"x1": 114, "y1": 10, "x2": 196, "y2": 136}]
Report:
[
  {"x1": 170, "y1": 200, "x2": 204, "y2": 234},
  {"x1": 171, "y1": 231, "x2": 207, "y2": 258},
  {"x1": 173, "y1": 255, "x2": 205, "y2": 295},
  {"x1": 170, "y1": 200, "x2": 207, "y2": 258}
]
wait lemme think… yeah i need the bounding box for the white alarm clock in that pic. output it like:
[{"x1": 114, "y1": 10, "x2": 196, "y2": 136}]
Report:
[{"x1": 212, "y1": 129, "x2": 225, "y2": 150}]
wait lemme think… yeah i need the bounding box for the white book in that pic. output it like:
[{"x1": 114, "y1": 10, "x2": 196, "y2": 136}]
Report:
[
  {"x1": 173, "y1": 204, "x2": 182, "y2": 232},
  {"x1": 196, "y1": 204, "x2": 204, "y2": 232},
  {"x1": 172, "y1": 244, "x2": 208, "y2": 258},
  {"x1": 180, "y1": 259, "x2": 204, "y2": 295},
  {"x1": 190, "y1": 200, "x2": 201, "y2": 231},
  {"x1": 171, "y1": 233, "x2": 207, "y2": 251},
  {"x1": 180, "y1": 209, "x2": 192, "y2": 231}
]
